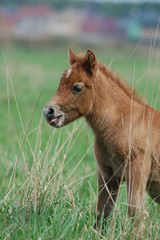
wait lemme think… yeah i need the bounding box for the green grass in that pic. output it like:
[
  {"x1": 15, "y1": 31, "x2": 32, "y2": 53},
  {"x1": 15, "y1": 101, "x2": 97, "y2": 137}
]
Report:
[{"x1": 1, "y1": 43, "x2": 160, "y2": 239}]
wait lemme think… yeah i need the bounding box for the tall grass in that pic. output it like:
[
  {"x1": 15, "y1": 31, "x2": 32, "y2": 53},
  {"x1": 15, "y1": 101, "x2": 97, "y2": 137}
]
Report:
[
  {"x1": 1, "y1": 43, "x2": 160, "y2": 239},
  {"x1": 1, "y1": 119, "x2": 96, "y2": 239}
]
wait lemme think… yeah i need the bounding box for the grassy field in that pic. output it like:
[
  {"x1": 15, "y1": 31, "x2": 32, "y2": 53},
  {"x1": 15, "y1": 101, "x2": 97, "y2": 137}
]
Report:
[{"x1": 1, "y1": 42, "x2": 160, "y2": 239}]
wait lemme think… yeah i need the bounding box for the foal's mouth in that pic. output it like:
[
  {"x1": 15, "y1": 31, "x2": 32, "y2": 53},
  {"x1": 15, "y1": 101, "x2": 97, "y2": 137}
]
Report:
[{"x1": 48, "y1": 115, "x2": 63, "y2": 127}]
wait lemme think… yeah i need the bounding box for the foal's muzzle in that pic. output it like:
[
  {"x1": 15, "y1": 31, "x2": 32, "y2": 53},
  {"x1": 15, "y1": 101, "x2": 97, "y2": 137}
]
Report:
[
  {"x1": 43, "y1": 105, "x2": 64, "y2": 128},
  {"x1": 43, "y1": 106, "x2": 55, "y2": 122}
]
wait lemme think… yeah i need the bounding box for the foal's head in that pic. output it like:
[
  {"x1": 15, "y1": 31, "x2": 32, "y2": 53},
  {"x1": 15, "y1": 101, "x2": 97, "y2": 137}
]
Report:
[{"x1": 43, "y1": 49, "x2": 98, "y2": 128}]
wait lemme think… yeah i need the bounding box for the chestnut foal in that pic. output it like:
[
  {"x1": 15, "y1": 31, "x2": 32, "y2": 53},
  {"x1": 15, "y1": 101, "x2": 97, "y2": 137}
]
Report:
[{"x1": 43, "y1": 49, "x2": 160, "y2": 223}]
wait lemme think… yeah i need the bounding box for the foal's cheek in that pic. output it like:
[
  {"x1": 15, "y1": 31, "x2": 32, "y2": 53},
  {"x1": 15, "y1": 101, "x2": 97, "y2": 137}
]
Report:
[
  {"x1": 80, "y1": 95, "x2": 92, "y2": 115},
  {"x1": 63, "y1": 113, "x2": 78, "y2": 125}
]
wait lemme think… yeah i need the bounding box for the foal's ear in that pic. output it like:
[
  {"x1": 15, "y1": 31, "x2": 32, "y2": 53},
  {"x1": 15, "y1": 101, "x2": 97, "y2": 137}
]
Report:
[
  {"x1": 68, "y1": 48, "x2": 77, "y2": 64},
  {"x1": 84, "y1": 49, "x2": 97, "y2": 74}
]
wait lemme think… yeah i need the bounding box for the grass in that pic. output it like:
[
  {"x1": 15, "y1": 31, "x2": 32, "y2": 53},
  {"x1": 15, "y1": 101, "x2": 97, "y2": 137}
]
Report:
[{"x1": 1, "y1": 42, "x2": 160, "y2": 239}]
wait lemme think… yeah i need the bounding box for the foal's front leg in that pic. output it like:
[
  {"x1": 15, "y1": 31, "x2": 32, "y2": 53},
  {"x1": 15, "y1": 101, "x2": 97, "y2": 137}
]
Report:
[
  {"x1": 95, "y1": 168, "x2": 120, "y2": 224},
  {"x1": 126, "y1": 156, "x2": 150, "y2": 218}
]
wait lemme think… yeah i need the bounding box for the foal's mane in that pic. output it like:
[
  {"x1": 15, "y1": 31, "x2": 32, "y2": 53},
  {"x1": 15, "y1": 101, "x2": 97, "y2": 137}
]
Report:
[{"x1": 98, "y1": 63, "x2": 144, "y2": 105}]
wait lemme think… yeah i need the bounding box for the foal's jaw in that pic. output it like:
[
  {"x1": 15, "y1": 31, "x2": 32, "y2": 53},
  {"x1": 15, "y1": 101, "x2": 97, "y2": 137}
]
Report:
[{"x1": 43, "y1": 100, "x2": 84, "y2": 128}]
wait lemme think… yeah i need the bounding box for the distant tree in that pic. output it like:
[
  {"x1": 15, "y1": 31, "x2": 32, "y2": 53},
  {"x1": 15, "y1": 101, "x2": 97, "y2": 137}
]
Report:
[{"x1": 0, "y1": 0, "x2": 160, "y2": 17}]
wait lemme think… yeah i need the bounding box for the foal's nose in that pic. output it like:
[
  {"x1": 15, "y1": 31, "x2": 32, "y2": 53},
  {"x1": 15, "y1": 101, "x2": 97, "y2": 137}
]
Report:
[{"x1": 43, "y1": 106, "x2": 55, "y2": 121}]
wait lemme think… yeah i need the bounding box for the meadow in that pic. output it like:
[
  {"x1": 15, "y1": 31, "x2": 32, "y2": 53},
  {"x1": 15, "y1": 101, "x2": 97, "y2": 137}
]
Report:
[{"x1": 1, "y1": 42, "x2": 160, "y2": 239}]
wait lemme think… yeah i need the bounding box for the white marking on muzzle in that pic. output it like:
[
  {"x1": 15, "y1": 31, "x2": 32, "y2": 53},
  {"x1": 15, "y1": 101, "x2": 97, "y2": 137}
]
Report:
[{"x1": 66, "y1": 68, "x2": 72, "y2": 78}]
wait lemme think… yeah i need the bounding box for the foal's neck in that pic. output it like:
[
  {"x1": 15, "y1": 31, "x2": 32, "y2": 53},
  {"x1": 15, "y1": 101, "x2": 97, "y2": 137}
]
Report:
[{"x1": 85, "y1": 67, "x2": 139, "y2": 140}]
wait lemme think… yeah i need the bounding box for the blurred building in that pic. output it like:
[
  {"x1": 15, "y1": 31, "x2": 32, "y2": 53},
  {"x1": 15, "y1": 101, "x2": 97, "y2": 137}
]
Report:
[
  {"x1": 0, "y1": 3, "x2": 159, "y2": 45},
  {"x1": 13, "y1": 5, "x2": 54, "y2": 43},
  {"x1": 0, "y1": 7, "x2": 14, "y2": 44}
]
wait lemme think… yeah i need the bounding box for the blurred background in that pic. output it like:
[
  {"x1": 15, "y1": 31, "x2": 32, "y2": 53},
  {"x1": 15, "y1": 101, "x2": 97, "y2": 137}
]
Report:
[{"x1": 0, "y1": 0, "x2": 160, "y2": 46}]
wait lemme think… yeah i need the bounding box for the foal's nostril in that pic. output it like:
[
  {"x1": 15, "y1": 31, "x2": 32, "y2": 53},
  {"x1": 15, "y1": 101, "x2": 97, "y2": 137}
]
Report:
[
  {"x1": 48, "y1": 107, "x2": 54, "y2": 116},
  {"x1": 43, "y1": 106, "x2": 55, "y2": 121}
]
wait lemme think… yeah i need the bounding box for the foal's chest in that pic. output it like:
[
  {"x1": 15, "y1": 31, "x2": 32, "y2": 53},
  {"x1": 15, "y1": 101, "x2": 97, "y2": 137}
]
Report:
[{"x1": 94, "y1": 141, "x2": 125, "y2": 178}]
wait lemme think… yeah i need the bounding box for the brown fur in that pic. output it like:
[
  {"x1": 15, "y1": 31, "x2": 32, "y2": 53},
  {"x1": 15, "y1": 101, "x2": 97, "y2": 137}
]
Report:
[{"x1": 43, "y1": 49, "x2": 160, "y2": 223}]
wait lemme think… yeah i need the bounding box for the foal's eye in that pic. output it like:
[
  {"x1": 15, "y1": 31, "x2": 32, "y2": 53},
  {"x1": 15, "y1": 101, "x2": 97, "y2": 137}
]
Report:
[{"x1": 72, "y1": 84, "x2": 84, "y2": 93}]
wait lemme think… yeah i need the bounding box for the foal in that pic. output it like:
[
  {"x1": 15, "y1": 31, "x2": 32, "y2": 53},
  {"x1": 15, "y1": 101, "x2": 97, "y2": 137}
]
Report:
[{"x1": 43, "y1": 49, "x2": 160, "y2": 222}]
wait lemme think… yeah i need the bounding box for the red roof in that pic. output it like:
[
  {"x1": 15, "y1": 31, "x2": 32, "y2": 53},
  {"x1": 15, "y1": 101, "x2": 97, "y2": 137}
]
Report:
[{"x1": 14, "y1": 5, "x2": 54, "y2": 20}]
